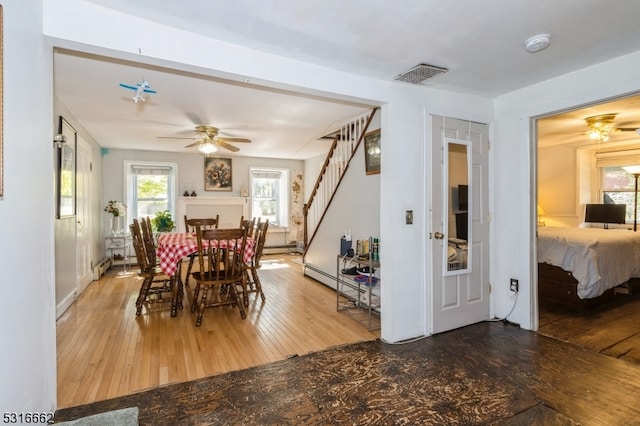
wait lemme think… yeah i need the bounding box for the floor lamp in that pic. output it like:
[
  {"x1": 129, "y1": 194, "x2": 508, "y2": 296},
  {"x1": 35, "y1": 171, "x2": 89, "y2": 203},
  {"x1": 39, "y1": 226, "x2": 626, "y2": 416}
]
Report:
[{"x1": 622, "y1": 166, "x2": 640, "y2": 232}]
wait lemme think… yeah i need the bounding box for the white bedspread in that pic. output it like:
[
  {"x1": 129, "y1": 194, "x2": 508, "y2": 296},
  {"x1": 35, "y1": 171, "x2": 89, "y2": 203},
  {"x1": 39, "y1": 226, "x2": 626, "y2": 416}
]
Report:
[{"x1": 537, "y1": 227, "x2": 640, "y2": 299}]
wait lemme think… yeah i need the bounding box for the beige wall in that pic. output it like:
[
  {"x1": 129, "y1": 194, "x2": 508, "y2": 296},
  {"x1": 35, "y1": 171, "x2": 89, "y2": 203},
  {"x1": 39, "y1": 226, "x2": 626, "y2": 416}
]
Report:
[{"x1": 538, "y1": 144, "x2": 579, "y2": 227}]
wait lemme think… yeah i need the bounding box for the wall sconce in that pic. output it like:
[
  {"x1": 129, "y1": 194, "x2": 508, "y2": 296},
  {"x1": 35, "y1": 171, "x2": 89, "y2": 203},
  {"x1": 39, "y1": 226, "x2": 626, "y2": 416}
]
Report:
[{"x1": 53, "y1": 133, "x2": 67, "y2": 149}]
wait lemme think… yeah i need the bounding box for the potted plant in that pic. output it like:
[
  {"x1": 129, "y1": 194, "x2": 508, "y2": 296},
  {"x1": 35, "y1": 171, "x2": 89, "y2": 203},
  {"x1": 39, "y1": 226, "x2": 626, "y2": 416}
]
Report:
[{"x1": 151, "y1": 210, "x2": 175, "y2": 233}]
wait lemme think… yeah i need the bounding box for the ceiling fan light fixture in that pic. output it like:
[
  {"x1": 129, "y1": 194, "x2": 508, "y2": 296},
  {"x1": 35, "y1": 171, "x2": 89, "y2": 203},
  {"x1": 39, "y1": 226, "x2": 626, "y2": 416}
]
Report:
[
  {"x1": 197, "y1": 141, "x2": 218, "y2": 155},
  {"x1": 585, "y1": 113, "x2": 618, "y2": 142}
]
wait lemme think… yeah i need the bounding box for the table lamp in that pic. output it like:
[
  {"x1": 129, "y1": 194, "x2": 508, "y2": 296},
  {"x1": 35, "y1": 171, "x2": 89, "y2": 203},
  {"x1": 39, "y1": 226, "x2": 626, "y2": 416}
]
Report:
[{"x1": 537, "y1": 203, "x2": 546, "y2": 227}]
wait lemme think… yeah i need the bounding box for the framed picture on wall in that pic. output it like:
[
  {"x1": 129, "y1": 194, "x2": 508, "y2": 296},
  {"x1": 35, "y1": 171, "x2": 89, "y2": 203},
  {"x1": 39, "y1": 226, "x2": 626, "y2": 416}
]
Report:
[
  {"x1": 204, "y1": 157, "x2": 233, "y2": 191},
  {"x1": 57, "y1": 116, "x2": 77, "y2": 218},
  {"x1": 364, "y1": 129, "x2": 381, "y2": 175}
]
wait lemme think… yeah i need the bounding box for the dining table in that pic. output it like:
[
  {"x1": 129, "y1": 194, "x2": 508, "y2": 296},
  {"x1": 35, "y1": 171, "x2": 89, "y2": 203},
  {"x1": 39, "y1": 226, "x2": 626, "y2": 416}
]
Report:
[{"x1": 156, "y1": 231, "x2": 256, "y2": 309}]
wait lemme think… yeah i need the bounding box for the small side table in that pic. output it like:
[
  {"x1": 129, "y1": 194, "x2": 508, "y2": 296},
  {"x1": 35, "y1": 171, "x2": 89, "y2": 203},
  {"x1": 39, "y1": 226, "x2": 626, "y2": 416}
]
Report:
[{"x1": 105, "y1": 234, "x2": 132, "y2": 274}]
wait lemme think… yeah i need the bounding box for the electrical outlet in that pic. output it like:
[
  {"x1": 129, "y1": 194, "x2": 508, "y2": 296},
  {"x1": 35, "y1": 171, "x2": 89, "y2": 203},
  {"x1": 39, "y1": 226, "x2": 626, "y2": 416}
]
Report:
[{"x1": 510, "y1": 278, "x2": 519, "y2": 293}]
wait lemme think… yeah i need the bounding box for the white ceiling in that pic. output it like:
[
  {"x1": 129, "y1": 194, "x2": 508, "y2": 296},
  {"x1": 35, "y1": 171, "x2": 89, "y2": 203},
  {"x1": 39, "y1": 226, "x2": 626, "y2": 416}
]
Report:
[{"x1": 54, "y1": 0, "x2": 640, "y2": 158}]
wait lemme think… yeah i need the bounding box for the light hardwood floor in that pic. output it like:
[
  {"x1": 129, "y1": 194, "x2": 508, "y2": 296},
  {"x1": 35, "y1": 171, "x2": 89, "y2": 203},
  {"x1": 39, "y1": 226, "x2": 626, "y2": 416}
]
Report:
[{"x1": 56, "y1": 254, "x2": 380, "y2": 408}]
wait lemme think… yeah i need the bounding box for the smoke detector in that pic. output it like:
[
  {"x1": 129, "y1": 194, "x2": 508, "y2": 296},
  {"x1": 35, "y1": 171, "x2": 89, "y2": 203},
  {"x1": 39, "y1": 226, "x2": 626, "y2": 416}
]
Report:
[
  {"x1": 394, "y1": 63, "x2": 448, "y2": 84},
  {"x1": 525, "y1": 34, "x2": 550, "y2": 53}
]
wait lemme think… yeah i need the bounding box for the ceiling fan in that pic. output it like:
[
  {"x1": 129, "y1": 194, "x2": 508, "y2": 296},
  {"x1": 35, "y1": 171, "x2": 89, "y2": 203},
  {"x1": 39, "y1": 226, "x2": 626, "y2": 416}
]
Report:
[
  {"x1": 584, "y1": 113, "x2": 640, "y2": 142},
  {"x1": 158, "y1": 125, "x2": 251, "y2": 154}
]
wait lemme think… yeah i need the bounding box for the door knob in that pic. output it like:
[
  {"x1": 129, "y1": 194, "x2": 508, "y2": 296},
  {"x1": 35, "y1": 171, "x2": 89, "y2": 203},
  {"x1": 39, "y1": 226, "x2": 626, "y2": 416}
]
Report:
[{"x1": 433, "y1": 231, "x2": 445, "y2": 239}]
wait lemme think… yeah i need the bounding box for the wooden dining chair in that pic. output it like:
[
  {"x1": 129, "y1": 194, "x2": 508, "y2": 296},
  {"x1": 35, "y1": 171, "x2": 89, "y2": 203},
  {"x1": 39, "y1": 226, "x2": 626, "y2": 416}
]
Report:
[
  {"x1": 129, "y1": 220, "x2": 181, "y2": 316},
  {"x1": 140, "y1": 216, "x2": 156, "y2": 264},
  {"x1": 185, "y1": 215, "x2": 219, "y2": 232},
  {"x1": 191, "y1": 227, "x2": 249, "y2": 326},
  {"x1": 183, "y1": 215, "x2": 219, "y2": 288},
  {"x1": 244, "y1": 219, "x2": 269, "y2": 302},
  {"x1": 239, "y1": 216, "x2": 256, "y2": 235}
]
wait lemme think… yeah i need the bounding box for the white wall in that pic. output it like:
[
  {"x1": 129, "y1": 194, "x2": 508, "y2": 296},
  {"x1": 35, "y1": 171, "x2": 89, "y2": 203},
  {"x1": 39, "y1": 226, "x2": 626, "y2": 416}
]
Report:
[
  {"x1": 0, "y1": 0, "x2": 57, "y2": 413},
  {"x1": 494, "y1": 50, "x2": 640, "y2": 330}
]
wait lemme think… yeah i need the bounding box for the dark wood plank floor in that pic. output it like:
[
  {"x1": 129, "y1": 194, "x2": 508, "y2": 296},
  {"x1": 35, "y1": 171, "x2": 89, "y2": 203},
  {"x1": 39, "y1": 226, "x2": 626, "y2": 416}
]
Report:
[
  {"x1": 55, "y1": 321, "x2": 640, "y2": 425},
  {"x1": 539, "y1": 290, "x2": 640, "y2": 364}
]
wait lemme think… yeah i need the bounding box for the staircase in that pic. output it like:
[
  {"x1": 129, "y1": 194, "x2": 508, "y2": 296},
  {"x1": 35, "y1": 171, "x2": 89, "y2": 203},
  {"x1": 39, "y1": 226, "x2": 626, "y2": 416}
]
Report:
[{"x1": 303, "y1": 108, "x2": 378, "y2": 258}]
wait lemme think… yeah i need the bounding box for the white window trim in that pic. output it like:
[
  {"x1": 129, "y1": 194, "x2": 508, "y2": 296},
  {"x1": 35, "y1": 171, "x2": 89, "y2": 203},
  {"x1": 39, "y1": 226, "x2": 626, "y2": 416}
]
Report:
[
  {"x1": 124, "y1": 160, "x2": 178, "y2": 226},
  {"x1": 249, "y1": 166, "x2": 290, "y2": 228}
]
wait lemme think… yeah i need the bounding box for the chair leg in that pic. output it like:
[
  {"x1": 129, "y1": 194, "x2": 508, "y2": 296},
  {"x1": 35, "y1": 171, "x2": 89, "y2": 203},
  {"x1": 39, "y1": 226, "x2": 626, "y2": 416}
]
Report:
[
  {"x1": 135, "y1": 276, "x2": 153, "y2": 316},
  {"x1": 191, "y1": 283, "x2": 201, "y2": 313},
  {"x1": 250, "y1": 266, "x2": 266, "y2": 302},
  {"x1": 184, "y1": 255, "x2": 195, "y2": 287},
  {"x1": 230, "y1": 281, "x2": 246, "y2": 319},
  {"x1": 195, "y1": 286, "x2": 210, "y2": 326},
  {"x1": 170, "y1": 276, "x2": 182, "y2": 317}
]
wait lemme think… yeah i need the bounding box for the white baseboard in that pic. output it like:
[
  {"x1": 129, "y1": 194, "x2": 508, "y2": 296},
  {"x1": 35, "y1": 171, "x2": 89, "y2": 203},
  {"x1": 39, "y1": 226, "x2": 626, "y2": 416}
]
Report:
[{"x1": 56, "y1": 291, "x2": 77, "y2": 319}]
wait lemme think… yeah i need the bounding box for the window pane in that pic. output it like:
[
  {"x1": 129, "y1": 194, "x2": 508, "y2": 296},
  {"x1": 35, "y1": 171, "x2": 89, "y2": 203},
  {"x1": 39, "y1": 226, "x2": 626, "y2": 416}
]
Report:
[
  {"x1": 602, "y1": 166, "x2": 637, "y2": 223},
  {"x1": 136, "y1": 175, "x2": 169, "y2": 218},
  {"x1": 603, "y1": 166, "x2": 635, "y2": 190}
]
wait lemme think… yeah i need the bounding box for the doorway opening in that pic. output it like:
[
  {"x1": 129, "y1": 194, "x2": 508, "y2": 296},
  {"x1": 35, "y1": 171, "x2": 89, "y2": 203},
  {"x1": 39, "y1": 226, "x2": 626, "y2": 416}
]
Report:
[{"x1": 535, "y1": 91, "x2": 640, "y2": 364}]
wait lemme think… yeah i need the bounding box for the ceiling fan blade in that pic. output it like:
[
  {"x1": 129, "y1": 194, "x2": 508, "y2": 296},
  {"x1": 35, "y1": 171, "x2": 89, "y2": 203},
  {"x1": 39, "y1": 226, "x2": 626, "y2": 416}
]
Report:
[
  {"x1": 218, "y1": 137, "x2": 251, "y2": 143},
  {"x1": 157, "y1": 136, "x2": 198, "y2": 140},
  {"x1": 184, "y1": 141, "x2": 202, "y2": 148},
  {"x1": 617, "y1": 127, "x2": 640, "y2": 132},
  {"x1": 216, "y1": 140, "x2": 240, "y2": 152}
]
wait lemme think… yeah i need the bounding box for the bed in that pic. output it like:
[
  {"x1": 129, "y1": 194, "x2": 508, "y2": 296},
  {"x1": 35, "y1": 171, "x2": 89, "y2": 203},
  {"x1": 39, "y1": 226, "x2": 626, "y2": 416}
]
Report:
[{"x1": 537, "y1": 226, "x2": 640, "y2": 307}]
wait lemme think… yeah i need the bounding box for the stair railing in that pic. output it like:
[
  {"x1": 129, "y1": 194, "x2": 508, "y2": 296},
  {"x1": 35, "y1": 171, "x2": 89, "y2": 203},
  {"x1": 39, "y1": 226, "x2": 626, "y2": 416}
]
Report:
[{"x1": 303, "y1": 108, "x2": 377, "y2": 256}]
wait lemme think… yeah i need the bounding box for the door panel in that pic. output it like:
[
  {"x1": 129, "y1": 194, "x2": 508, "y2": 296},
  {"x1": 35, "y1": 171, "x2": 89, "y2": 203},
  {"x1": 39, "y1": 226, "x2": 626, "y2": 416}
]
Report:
[{"x1": 431, "y1": 115, "x2": 490, "y2": 334}]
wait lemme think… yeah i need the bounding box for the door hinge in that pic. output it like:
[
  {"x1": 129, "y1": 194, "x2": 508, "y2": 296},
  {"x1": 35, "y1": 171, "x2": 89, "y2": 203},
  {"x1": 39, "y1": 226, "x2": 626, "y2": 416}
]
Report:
[
  {"x1": 487, "y1": 140, "x2": 491, "y2": 150},
  {"x1": 487, "y1": 212, "x2": 492, "y2": 223},
  {"x1": 488, "y1": 283, "x2": 492, "y2": 294}
]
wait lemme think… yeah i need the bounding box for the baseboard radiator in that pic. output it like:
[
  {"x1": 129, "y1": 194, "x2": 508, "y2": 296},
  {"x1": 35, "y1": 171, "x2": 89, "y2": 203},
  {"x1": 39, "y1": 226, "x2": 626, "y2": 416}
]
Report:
[
  {"x1": 93, "y1": 257, "x2": 112, "y2": 280},
  {"x1": 263, "y1": 243, "x2": 297, "y2": 255}
]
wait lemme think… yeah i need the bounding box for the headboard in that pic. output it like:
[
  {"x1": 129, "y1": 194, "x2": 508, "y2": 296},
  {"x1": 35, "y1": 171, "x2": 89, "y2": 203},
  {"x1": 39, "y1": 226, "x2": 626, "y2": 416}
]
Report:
[{"x1": 584, "y1": 203, "x2": 626, "y2": 224}]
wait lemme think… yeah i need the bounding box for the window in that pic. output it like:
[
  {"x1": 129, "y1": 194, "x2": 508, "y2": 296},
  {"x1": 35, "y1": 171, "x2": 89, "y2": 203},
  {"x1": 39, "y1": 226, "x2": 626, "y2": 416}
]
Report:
[
  {"x1": 250, "y1": 167, "x2": 289, "y2": 227},
  {"x1": 601, "y1": 166, "x2": 636, "y2": 223},
  {"x1": 125, "y1": 161, "x2": 177, "y2": 225}
]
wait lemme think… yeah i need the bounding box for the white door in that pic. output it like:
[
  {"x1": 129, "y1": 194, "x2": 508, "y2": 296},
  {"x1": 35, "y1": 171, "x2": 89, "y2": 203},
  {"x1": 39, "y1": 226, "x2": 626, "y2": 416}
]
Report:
[
  {"x1": 76, "y1": 137, "x2": 93, "y2": 292},
  {"x1": 431, "y1": 115, "x2": 490, "y2": 334}
]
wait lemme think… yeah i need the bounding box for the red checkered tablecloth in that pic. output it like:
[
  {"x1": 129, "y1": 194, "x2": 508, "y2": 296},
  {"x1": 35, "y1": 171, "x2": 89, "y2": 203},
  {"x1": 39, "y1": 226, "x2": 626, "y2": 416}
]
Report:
[{"x1": 157, "y1": 232, "x2": 255, "y2": 277}]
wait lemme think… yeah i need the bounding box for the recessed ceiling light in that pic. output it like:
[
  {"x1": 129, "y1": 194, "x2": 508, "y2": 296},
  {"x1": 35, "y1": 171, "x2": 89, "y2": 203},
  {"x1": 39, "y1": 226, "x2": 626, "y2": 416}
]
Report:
[{"x1": 524, "y1": 34, "x2": 550, "y2": 53}]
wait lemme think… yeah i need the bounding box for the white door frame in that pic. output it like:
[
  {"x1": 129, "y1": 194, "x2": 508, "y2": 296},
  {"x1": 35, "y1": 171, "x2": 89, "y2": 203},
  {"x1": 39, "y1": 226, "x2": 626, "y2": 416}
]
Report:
[{"x1": 76, "y1": 137, "x2": 93, "y2": 293}]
